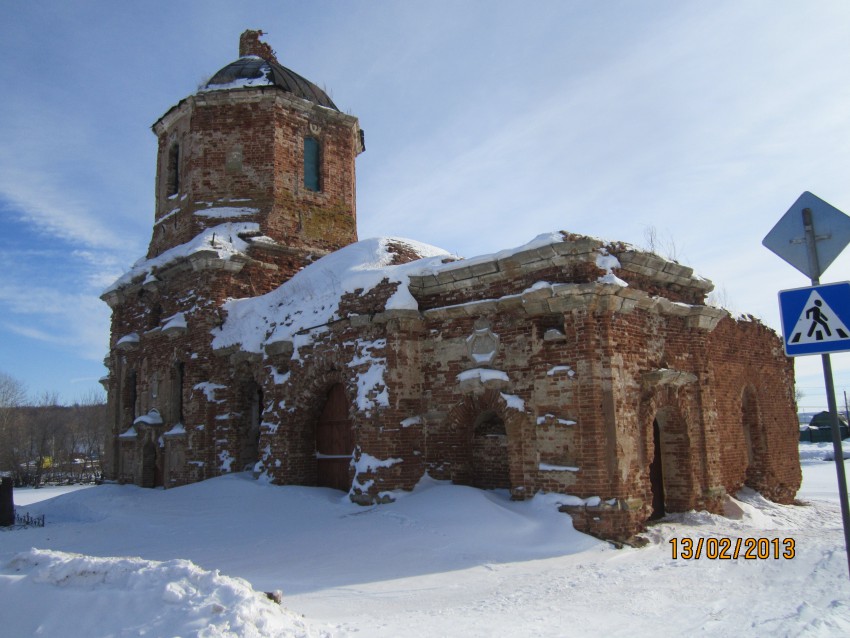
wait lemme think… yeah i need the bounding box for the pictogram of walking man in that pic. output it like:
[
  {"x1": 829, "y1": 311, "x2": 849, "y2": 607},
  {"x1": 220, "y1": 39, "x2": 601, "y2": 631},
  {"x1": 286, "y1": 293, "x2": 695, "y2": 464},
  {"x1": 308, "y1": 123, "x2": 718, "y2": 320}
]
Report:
[{"x1": 806, "y1": 299, "x2": 832, "y2": 339}]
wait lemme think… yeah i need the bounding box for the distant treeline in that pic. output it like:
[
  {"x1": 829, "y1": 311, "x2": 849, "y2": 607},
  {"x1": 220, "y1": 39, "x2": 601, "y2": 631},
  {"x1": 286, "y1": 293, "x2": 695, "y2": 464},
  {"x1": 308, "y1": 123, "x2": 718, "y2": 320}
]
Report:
[{"x1": 1, "y1": 371, "x2": 107, "y2": 486}]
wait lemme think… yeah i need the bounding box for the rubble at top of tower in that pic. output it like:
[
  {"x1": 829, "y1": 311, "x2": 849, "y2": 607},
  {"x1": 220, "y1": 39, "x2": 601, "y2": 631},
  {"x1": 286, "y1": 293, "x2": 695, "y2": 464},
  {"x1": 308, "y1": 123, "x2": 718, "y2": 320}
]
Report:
[{"x1": 239, "y1": 30, "x2": 277, "y2": 62}]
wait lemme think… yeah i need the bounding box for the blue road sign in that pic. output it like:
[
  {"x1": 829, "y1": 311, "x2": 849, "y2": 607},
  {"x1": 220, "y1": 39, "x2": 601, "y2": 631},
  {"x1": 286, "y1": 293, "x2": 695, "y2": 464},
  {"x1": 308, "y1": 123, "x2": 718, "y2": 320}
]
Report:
[
  {"x1": 779, "y1": 282, "x2": 850, "y2": 356},
  {"x1": 763, "y1": 191, "x2": 850, "y2": 280}
]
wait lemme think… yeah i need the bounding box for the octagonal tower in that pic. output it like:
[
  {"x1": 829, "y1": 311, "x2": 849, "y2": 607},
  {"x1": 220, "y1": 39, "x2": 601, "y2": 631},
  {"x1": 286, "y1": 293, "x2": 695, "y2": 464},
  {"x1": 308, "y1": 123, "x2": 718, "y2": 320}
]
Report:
[
  {"x1": 101, "y1": 31, "x2": 364, "y2": 486},
  {"x1": 148, "y1": 29, "x2": 364, "y2": 259}
]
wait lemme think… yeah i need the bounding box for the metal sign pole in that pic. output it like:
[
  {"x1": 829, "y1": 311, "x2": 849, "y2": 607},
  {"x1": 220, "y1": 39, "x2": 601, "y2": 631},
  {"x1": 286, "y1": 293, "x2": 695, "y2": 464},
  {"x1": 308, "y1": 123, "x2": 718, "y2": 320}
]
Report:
[{"x1": 803, "y1": 208, "x2": 850, "y2": 578}]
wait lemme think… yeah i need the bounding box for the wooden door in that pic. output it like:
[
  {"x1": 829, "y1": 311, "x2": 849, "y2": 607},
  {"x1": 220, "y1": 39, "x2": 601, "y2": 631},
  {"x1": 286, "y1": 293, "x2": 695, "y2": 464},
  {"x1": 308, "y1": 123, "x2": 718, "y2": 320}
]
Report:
[
  {"x1": 649, "y1": 419, "x2": 665, "y2": 519},
  {"x1": 316, "y1": 384, "x2": 353, "y2": 490}
]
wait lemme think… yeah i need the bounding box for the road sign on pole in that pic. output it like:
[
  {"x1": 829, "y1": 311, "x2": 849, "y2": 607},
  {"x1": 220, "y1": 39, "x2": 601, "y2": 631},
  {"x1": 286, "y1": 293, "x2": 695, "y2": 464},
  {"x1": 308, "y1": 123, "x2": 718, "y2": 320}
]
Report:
[
  {"x1": 764, "y1": 191, "x2": 850, "y2": 579},
  {"x1": 763, "y1": 191, "x2": 850, "y2": 280},
  {"x1": 779, "y1": 282, "x2": 850, "y2": 356}
]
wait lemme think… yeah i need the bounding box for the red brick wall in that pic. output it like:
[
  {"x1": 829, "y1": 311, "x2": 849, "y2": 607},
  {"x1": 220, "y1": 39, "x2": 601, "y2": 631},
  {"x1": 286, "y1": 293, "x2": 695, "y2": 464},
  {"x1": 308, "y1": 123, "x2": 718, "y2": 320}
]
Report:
[{"x1": 149, "y1": 90, "x2": 360, "y2": 259}]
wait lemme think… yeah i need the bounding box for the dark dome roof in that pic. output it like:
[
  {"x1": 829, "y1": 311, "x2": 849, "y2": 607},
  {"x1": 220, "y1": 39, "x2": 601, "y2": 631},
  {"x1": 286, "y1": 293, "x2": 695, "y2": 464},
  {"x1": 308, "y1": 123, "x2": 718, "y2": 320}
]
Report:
[{"x1": 202, "y1": 56, "x2": 338, "y2": 111}]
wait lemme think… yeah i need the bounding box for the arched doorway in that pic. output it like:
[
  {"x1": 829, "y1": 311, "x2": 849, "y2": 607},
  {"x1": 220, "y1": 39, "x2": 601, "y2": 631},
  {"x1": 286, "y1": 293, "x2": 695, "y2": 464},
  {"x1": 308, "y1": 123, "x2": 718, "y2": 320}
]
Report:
[
  {"x1": 649, "y1": 419, "x2": 665, "y2": 519},
  {"x1": 316, "y1": 383, "x2": 353, "y2": 491},
  {"x1": 647, "y1": 406, "x2": 694, "y2": 517},
  {"x1": 472, "y1": 410, "x2": 510, "y2": 489},
  {"x1": 141, "y1": 437, "x2": 162, "y2": 488}
]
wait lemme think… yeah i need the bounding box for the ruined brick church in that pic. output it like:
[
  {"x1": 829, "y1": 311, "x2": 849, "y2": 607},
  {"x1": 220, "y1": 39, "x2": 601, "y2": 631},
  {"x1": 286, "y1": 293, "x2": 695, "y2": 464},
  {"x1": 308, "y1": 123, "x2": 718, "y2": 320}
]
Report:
[{"x1": 102, "y1": 31, "x2": 801, "y2": 539}]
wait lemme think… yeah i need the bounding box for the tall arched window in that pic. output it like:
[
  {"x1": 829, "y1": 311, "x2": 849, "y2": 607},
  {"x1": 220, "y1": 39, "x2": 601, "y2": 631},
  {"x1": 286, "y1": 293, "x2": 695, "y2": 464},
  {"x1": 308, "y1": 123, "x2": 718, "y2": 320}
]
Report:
[
  {"x1": 126, "y1": 370, "x2": 138, "y2": 420},
  {"x1": 304, "y1": 137, "x2": 320, "y2": 192},
  {"x1": 166, "y1": 143, "x2": 180, "y2": 196}
]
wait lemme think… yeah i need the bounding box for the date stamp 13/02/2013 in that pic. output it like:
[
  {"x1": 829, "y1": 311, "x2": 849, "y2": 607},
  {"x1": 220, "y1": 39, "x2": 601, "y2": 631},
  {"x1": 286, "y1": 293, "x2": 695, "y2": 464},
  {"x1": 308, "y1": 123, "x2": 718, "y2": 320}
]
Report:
[{"x1": 669, "y1": 537, "x2": 796, "y2": 560}]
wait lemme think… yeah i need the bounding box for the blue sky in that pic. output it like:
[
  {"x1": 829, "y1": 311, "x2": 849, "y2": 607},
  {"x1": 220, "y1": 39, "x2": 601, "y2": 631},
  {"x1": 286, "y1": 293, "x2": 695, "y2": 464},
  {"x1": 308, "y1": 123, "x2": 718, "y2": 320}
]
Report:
[{"x1": 2, "y1": 0, "x2": 850, "y2": 409}]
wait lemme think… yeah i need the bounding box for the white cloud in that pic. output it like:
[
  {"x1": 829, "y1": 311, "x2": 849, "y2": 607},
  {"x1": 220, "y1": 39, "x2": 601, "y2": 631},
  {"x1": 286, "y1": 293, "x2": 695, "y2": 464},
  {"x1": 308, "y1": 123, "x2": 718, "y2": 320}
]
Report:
[{"x1": 0, "y1": 283, "x2": 110, "y2": 362}]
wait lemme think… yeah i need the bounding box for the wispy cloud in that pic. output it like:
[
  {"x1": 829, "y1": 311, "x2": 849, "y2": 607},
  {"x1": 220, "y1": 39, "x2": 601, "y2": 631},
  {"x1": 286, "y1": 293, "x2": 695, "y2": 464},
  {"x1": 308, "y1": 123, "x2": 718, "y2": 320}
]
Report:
[
  {"x1": 0, "y1": 167, "x2": 130, "y2": 252},
  {"x1": 0, "y1": 283, "x2": 110, "y2": 362}
]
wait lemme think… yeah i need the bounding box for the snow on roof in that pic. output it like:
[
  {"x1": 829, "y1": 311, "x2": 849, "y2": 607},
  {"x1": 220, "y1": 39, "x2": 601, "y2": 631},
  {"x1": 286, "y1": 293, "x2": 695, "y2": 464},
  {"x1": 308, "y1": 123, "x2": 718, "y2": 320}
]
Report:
[
  {"x1": 161, "y1": 312, "x2": 187, "y2": 331},
  {"x1": 115, "y1": 332, "x2": 140, "y2": 346},
  {"x1": 418, "y1": 231, "x2": 565, "y2": 274},
  {"x1": 134, "y1": 409, "x2": 163, "y2": 426},
  {"x1": 212, "y1": 236, "x2": 451, "y2": 354},
  {"x1": 163, "y1": 423, "x2": 186, "y2": 437},
  {"x1": 104, "y1": 222, "x2": 261, "y2": 294},
  {"x1": 212, "y1": 231, "x2": 648, "y2": 356}
]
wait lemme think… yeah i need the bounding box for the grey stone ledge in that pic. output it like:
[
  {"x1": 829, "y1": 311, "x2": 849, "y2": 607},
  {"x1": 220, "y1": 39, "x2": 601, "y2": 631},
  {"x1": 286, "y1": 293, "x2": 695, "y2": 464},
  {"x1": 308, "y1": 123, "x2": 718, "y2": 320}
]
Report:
[
  {"x1": 264, "y1": 340, "x2": 294, "y2": 358},
  {"x1": 642, "y1": 368, "x2": 698, "y2": 388}
]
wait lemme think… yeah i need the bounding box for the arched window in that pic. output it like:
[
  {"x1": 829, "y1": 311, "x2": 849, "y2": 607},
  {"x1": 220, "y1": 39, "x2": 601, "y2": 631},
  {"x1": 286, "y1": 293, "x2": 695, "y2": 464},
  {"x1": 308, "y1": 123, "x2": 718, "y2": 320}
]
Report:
[
  {"x1": 172, "y1": 362, "x2": 184, "y2": 424},
  {"x1": 148, "y1": 303, "x2": 162, "y2": 330},
  {"x1": 166, "y1": 143, "x2": 180, "y2": 196},
  {"x1": 126, "y1": 370, "x2": 138, "y2": 420},
  {"x1": 303, "y1": 137, "x2": 320, "y2": 192}
]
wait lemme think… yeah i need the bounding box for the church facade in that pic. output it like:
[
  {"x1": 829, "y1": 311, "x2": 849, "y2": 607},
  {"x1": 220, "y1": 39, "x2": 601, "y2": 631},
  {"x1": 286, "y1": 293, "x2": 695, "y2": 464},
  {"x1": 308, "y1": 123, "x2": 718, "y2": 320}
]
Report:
[{"x1": 102, "y1": 31, "x2": 801, "y2": 540}]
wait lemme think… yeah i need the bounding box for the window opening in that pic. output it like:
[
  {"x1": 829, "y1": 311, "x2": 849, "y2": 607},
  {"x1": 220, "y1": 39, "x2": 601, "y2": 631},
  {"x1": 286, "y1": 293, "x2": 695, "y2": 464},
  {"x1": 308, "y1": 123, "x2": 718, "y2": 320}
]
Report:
[
  {"x1": 304, "y1": 137, "x2": 320, "y2": 192},
  {"x1": 166, "y1": 143, "x2": 180, "y2": 196}
]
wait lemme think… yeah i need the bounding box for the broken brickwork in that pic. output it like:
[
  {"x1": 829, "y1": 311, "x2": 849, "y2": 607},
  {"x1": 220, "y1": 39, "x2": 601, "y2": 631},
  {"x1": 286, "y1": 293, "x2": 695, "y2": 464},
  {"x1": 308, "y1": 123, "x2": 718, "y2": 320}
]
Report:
[{"x1": 102, "y1": 31, "x2": 801, "y2": 542}]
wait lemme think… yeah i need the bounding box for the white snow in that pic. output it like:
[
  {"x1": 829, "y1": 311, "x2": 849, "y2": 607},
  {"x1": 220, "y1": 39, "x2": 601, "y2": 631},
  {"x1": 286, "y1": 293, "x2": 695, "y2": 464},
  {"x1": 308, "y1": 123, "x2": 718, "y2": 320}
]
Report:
[
  {"x1": 352, "y1": 453, "x2": 402, "y2": 474},
  {"x1": 425, "y1": 231, "x2": 564, "y2": 274},
  {"x1": 348, "y1": 340, "x2": 390, "y2": 414},
  {"x1": 400, "y1": 416, "x2": 422, "y2": 428},
  {"x1": 199, "y1": 57, "x2": 276, "y2": 91},
  {"x1": 456, "y1": 368, "x2": 510, "y2": 383},
  {"x1": 115, "y1": 332, "x2": 139, "y2": 347},
  {"x1": 118, "y1": 426, "x2": 138, "y2": 439},
  {"x1": 2, "y1": 457, "x2": 850, "y2": 636},
  {"x1": 596, "y1": 248, "x2": 629, "y2": 287},
  {"x1": 2, "y1": 549, "x2": 311, "y2": 637},
  {"x1": 104, "y1": 222, "x2": 261, "y2": 294},
  {"x1": 161, "y1": 311, "x2": 187, "y2": 330},
  {"x1": 11, "y1": 485, "x2": 96, "y2": 507},
  {"x1": 219, "y1": 450, "x2": 235, "y2": 473},
  {"x1": 211, "y1": 232, "x2": 632, "y2": 359},
  {"x1": 164, "y1": 423, "x2": 186, "y2": 437},
  {"x1": 536, "y1": 414, "x2": 577, "y2": 426},
  {"x1": 133, "y1": 409, "x2": 163, "y2": 426},
  {"x1": 539, "y1": 463, "x2": 580, "y2": 472},
  {"x1": 546, "y1": 365, "x2": 575, "y2": 377},
  {"x1": 499, "y1": 392, "x2": 526, "y2": 412},
  {"x1": 212, "y1": 237, "x2": 450, "y2": 355},
  {"x1": 154, "y1": 206, "x2": 181, "y2": 226},
  {"x1": 194, "y1": 382, "x2": 227, "y2": 403},
  {"x1": 194, "y1": 206, "x2": 259, "y2": 218}
]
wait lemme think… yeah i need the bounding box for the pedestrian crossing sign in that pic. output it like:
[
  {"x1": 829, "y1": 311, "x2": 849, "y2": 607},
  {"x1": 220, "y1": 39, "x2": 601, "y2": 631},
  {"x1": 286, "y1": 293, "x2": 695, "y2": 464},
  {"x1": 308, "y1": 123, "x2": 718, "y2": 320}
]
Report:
[{"x1": 778, "y1": 282, "x2": 850, "y2": 356}]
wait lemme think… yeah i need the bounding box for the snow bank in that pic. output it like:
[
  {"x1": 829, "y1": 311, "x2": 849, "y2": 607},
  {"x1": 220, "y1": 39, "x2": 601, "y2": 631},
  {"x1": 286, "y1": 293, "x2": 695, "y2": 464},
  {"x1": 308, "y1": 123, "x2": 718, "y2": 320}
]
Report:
[
  {"x1": 1, "y1": 549, "x2": 321, "y2": 638},
  {"x1": 3, "y1": 461, "x2": 850, "y2": 637}
]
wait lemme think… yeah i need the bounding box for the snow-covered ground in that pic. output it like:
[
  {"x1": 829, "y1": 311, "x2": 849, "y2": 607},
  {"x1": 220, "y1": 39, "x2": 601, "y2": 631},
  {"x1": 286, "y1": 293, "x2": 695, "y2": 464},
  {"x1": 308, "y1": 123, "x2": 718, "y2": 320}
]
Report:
[{"x1": 2, "y1": 446, "x2": 850, "y2": 637}]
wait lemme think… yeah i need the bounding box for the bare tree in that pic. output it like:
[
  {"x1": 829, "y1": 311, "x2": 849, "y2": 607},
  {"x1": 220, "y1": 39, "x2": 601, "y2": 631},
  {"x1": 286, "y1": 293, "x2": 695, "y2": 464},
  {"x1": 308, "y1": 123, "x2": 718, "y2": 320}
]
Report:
[
  {"x1": 707, "y1": 285, "x2": 736, "y2": 314},
  {"x1": 0, "y1": 371, "x2": 27, "y2": 482},
  {"x1": 28, "y1": 391, "x2": 60, "y2": 486},
  {"x1": 72, "y1": 390, "x2": 108, "y2": 482},
  {"x1": 643, "y1": 225, "x2": 682, "y2": 263}
]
